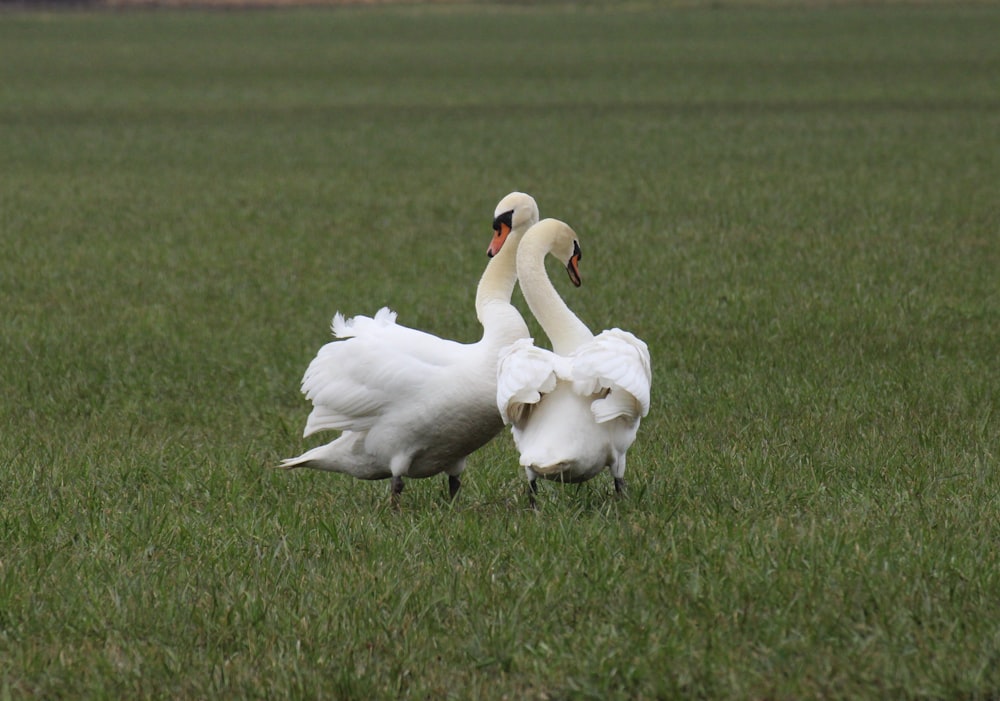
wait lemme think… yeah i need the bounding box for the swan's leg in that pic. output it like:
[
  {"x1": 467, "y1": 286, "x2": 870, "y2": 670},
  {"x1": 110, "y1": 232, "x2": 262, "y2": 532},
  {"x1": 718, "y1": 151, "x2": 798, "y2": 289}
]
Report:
[
  {"x1": 390, "y1": 476, "x2": 405, "y2": 508},
  {"x1": 523, "y1": 466, "x2": 539, "y2": 508},
  {"x1": 527, "y1": 478, "x2": 539, "y2": 509},
  {"x1": 389, "y1": 453, "x2": 413, "y2": 509},
  {"x1": 446, "y1": 459, "x2": 465, "y2": 501},
  {"x1": 611, "y1": 455, "x2": 627, "y2": 497}
]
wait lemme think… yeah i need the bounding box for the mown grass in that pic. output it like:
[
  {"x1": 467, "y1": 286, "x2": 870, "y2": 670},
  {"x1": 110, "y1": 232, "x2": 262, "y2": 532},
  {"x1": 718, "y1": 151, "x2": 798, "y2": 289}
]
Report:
[{"x1": 2, "y1": 3, "x2": 999, "y2": 699}]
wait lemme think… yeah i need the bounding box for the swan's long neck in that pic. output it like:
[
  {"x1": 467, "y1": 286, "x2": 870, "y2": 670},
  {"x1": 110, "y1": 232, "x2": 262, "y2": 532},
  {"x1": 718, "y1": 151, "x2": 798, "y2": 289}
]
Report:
[
  {"x1": 517, "y1": 227, "x2": 593, "y2": 356},
  {"x1": 476, "y1": 235, "x2": 529, "y2": 346}
]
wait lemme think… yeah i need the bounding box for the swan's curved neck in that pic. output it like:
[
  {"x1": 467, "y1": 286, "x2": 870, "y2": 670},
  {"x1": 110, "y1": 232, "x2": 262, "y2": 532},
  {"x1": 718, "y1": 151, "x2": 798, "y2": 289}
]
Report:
[
  {"x1": 476, "y1": 238, "x2": 529, "y2": 344},
  {"x1": 517, "y1": 230, "x2": 593, "y2": 356}
]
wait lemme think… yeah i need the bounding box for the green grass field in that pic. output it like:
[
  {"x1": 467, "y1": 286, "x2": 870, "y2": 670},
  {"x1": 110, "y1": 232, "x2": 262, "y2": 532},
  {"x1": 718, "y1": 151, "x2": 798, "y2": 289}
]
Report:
[{"x1": 2, "y1": 2, "x2": 999, "y2": 698}]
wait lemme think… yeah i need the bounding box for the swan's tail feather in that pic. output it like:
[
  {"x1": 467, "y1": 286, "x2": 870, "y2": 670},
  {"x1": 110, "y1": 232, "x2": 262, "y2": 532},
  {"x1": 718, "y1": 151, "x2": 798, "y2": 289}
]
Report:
[
  {"x1": 279, "y1": 443, "x2": 330, "y2": 470},
  {"x1": 530, "y1": 461, "x2": 571, "y2": 476},
  {"x1": 279, "y1": 433, "x2": 371, "y2": 474}
]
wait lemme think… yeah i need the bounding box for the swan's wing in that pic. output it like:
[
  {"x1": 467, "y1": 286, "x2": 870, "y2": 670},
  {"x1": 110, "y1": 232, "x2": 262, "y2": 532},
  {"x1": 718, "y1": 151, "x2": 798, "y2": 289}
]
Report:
[
  {"x1": 330, "y1": 307, "x2": 469, "y2": 366},
  {"x1": 301, "y1": 307, "x2": 470, "y2": 436},
  {"x1": 330, "y1": 306, "x2": 396, "y2": 339},
  {"x1": 570, "y1": 328, "x2": 652, "y2": 423},
  {"x1": 496, "y1": 338, "x2": 569, "y2": 425}
]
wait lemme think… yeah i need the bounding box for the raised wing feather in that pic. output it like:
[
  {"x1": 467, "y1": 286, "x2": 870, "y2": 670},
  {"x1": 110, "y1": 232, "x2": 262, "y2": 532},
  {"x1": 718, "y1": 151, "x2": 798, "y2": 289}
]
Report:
[
  {"x1": 570, "y1": 329, "x2": 652, "y2": 422},
  {"x1": 301, "y1": 307, "x2": 472, "y2": 436},
  {"x1": 496, "y1": 338, "x2": 571, "y2": 425}
]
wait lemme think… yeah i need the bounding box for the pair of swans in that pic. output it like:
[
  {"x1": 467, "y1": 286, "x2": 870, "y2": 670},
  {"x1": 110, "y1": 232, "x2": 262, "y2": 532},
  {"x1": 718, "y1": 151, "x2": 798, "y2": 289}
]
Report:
[{"x1": 281, "y1": 192, "x2": 651, "y2": 505}]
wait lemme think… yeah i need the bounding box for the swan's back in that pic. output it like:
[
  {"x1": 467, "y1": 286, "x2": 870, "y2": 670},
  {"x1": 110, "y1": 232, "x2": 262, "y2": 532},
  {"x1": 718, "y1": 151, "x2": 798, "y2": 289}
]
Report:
[{"x1": 302, "y1": 307, "x2": 490, "y2": 438}]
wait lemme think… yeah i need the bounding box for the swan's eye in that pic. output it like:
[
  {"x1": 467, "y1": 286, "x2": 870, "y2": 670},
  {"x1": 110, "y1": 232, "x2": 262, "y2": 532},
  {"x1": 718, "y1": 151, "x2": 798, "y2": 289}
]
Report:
[{"x1": 573, "y1": 240, "x2": 582, "y2": 261}]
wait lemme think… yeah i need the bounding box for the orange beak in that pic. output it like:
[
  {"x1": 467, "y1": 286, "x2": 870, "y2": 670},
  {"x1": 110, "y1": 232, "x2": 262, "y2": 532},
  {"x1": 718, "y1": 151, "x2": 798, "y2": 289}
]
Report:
[
  {"x1": 566, "y1": 240, "x2": 582, "y2": 287},
  {"x1": 487, "y1": 222, "x2": 511, "y2": 258}
]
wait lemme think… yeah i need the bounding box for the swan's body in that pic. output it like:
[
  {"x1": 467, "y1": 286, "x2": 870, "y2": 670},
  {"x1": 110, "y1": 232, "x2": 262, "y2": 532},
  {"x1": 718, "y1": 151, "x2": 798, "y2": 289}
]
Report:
[
  {"x1": 495, "y1": 218, "x2": 651, "y2": 503},
  {"x1": 282, "y1": 193, "x2": 539, "y2": 503}
]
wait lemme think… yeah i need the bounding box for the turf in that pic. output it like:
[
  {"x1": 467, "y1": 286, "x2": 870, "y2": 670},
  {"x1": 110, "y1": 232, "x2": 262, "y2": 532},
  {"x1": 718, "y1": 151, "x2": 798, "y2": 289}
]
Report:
[{"x1": 1, "y1": 3, "x2": 999, "y2": 699}]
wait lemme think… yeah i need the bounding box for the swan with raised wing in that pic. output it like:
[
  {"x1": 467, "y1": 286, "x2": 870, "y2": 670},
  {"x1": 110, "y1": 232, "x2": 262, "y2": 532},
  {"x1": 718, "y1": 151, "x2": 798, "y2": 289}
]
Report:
[
  {"x1": 281, "y1": 192, "x2": 539, "y2": 504},
  {"x1": 495, "y1": 218, "x2": 651, "y2": 505}
]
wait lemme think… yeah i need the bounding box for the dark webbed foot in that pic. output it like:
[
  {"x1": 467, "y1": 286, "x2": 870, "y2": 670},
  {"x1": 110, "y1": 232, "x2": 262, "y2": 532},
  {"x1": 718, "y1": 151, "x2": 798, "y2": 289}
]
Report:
[
  {"x1": 613, "y1": 477, "x2": 626, "y2": 496},
  {"x1": 448, "y1": 475, "x2": 461, "y2": 501},
  {"x1": 528, "y1": 478, "x2": 538, "y2": 509}
]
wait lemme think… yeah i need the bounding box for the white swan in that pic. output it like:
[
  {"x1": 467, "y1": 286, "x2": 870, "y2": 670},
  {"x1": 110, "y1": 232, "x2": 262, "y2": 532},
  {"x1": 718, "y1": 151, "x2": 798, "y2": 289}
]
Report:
[
  {"x1": 495, "y1": 218, "x2": 651, "y2": 505},
  {"x1": 281, "y1": 192, "x2": 539, "y2": 503}
]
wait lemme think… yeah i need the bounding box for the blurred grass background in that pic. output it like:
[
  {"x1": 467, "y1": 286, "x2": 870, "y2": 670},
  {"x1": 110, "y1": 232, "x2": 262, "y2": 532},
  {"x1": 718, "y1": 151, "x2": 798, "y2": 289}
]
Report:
[{"x1": 1, "y1": 3, "x2": 999, "y2": 698}]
